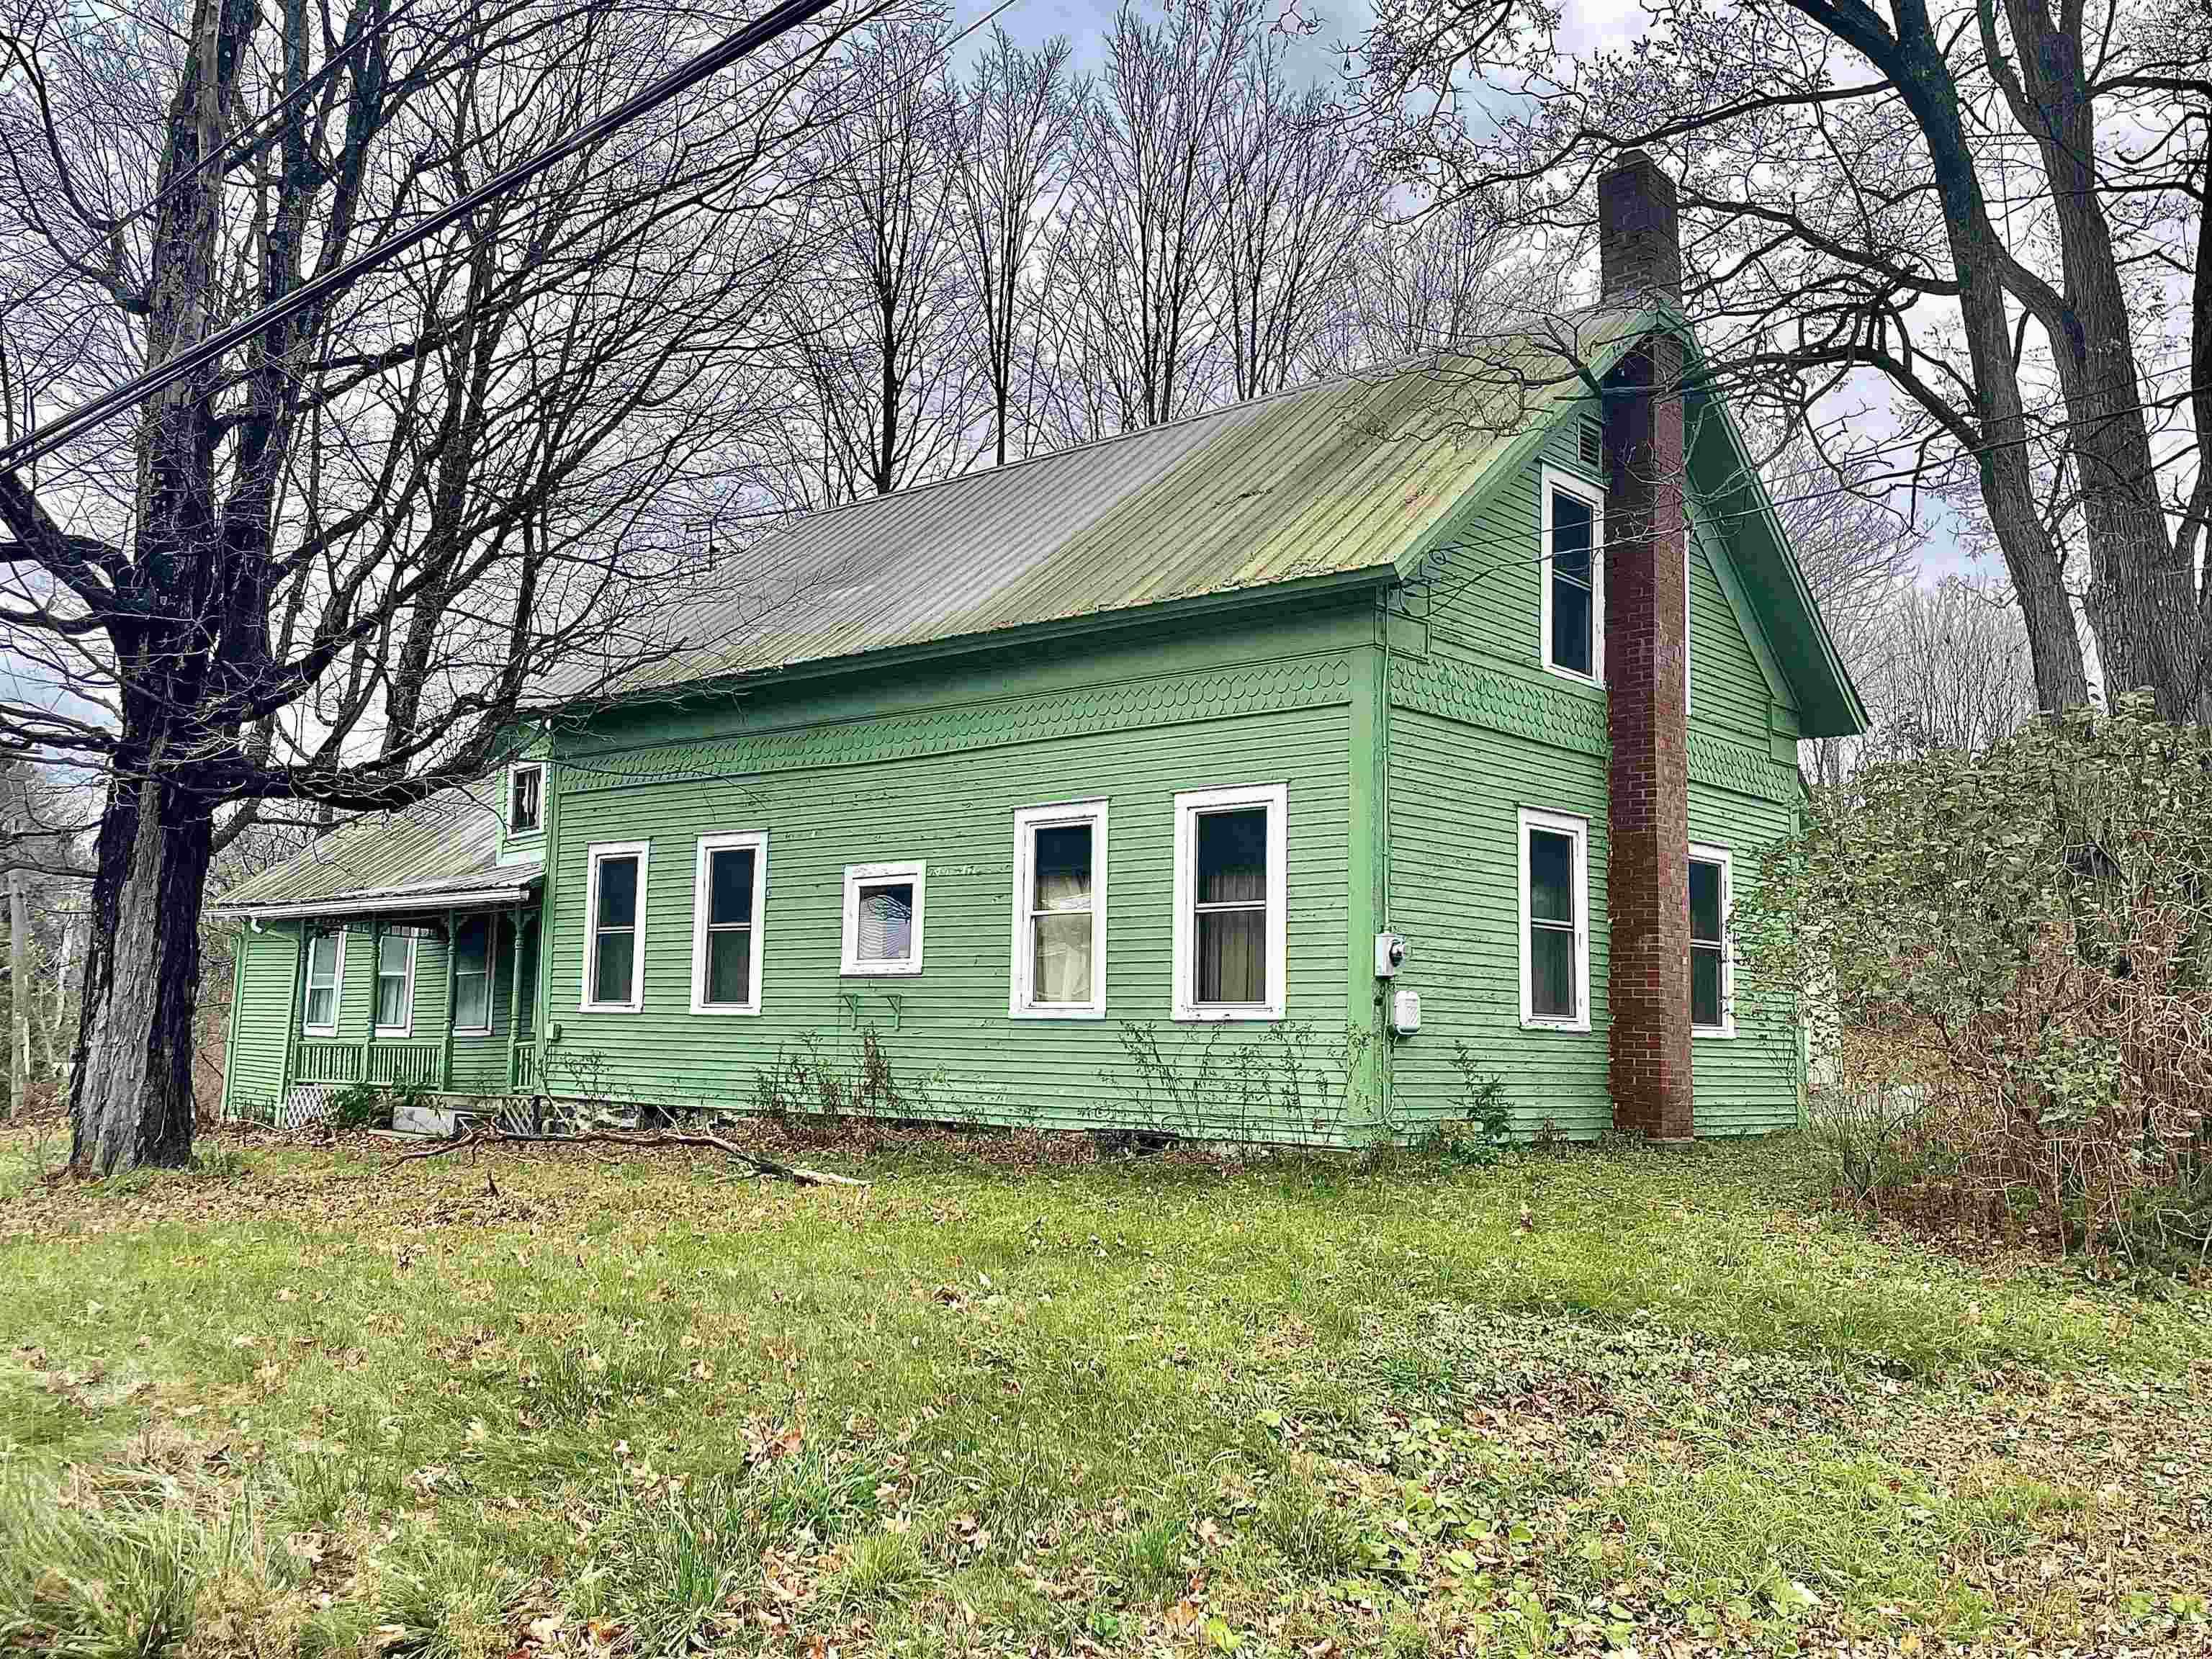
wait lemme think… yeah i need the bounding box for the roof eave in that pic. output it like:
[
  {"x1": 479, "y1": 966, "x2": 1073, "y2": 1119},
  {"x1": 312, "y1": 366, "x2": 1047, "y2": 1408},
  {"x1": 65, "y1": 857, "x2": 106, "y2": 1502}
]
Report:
[{"x1": 214, "y1": 871, "x2": 542, "y2": 921}]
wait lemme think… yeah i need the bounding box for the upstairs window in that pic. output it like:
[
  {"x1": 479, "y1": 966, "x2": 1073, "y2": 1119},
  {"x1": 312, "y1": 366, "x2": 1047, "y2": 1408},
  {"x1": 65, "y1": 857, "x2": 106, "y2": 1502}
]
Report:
[
  {"x1": 842, "y1": 860, "x2": 925, "y2": 976},
  {"x1": 302, "y1": 929, "x2": 343, "y2": 1035},
  {"x1": 508, "y1": 763, "x2": 544, "y2": 835},
  {"x1": 1172, "y1": 783, "x2": 1287, "y2": 1021},
  {"x1": 452, "y1": 915, "x2": 494, "y2": 1035},
  {"x1": 1519, "y1": 807, "x2": 1590, "y2": 1030},
  {"x1": 374, "y1": 930, "x2": 415, "y2": 1035},
  {"x1": 583, "y1": 842, "x2": 649, "y2": 1012},
  {"x1": 691, "y1": 831, "x2": 768, "y2": 1013},
  {"x1": 1689, "y1": 843, "x2": 1735, "y2": 1035},
  {"x1": 1010, "y1": 801, "x2": 1107, "y2": 1017},
  {"x1": 1540, "y1": 467, "x2": 1604, "y2": 683}
]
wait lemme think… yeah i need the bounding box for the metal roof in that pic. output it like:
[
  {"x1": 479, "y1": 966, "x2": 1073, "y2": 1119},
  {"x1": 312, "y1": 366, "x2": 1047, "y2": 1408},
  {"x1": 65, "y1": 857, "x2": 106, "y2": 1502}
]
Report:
[
  {"x1": 541, "y1": 313, "x2": 1658, "y2": 706},
  {"x1": 215, "y1": 777, "x2": 540, "y2": 916}
]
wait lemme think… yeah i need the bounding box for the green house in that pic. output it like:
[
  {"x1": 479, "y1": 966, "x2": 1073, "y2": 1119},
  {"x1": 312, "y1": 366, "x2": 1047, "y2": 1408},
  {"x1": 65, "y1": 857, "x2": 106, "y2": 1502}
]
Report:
[{"x1": 216, "y1": 160, "x2": 1863, "y2": 1144}]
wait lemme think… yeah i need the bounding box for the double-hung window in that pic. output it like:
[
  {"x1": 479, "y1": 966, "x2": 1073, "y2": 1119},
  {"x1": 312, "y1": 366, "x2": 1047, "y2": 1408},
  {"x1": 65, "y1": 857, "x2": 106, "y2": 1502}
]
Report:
[
  {"x1": 582, "y1": 842, "x2": 649, "y2": 1012},
  {"x1": 1689, "y1": 843, "x2": 1735, "y2": 1036},
  {"x1": 373, "y1": 930, "x2": 415, "y2": 1035},
  {"x1": 508, "y1": 762, "x2": 544, "y2": 835},
  {"x1": 451, "y1": 915, "x2": 495, "y2": 1035},
  {"x1": 1010, "y1": 801, "x2": 1107, "y2": 1017},
  {"x1": 1519, "y1": 807, "x2": 1590, "y2": 1030},
  {"x1": 302, "y1": 928, "x2": 344, "y2": 1035},
  {"x1": 1539, "y1": 467, "x2": 1604, "y2": 682},
  {"x1": 1172, "y1": 783, "x2": 1287, "y2": 1021},
  {"x1": 691, "y1": 831, "x2": 768, "y2": 1014},
  {"x1": 842, "y1": 861, "x2": 925, "y2": 976}
]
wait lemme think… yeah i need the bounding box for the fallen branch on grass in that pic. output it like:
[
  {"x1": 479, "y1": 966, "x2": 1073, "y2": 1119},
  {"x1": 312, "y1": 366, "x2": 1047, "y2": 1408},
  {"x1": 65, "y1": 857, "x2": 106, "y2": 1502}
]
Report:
[{"x1": 385, "y1": 1124, "x2": 867, "y2": 1187}]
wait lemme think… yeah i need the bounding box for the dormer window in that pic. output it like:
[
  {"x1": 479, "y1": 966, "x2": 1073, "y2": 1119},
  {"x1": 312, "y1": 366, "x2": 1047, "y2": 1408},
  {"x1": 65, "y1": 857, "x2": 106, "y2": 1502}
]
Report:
[{"x1": 508, "y1": 762, "x2": 544, "y2": 835}]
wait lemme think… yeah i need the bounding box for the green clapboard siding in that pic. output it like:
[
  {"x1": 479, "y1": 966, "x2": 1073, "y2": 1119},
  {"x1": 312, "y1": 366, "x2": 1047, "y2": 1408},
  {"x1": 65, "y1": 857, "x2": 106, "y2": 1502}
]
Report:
[
  {"x1": 1688, "y1": 784, "x2": 1802, "y2": 1133},
  {"x1": 449, "y1": 914, "x2": 529, "y2": 1092},
  {"x1": 225, "y1": 925, "x2": 299, "y2": 1114},
  {"x1": 543, "y1": 691, "x2": 1355, "y2": 1138}
]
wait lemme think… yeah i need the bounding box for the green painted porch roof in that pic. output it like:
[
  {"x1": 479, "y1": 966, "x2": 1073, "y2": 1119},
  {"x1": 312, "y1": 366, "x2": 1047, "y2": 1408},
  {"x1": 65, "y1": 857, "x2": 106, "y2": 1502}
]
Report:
[
  {"x1": 214, "y1": 778, "x2": 540, "y2": 917},
  {"x1": 544, "y1": 310, "x2": 1678, "y2": 705}
]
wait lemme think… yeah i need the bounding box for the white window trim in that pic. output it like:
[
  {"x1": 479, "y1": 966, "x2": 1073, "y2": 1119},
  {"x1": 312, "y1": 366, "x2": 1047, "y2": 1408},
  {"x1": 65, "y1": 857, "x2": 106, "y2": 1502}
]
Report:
[
  {"x1": 580, "y1": 840, "x2": 651, "y2": 1013},
  {"x1": 1008, "y1": 799, "x2": 1108, "y2": 1020},
  {"x1": 302, "y1": 926, "x2": 346, "y2": 1037},
  {"x1": 841, "y1": 860, "x2": 927, "y2": 977},
  {"x1": 1518, "y1": 806, "x2": 1591, "y2": 1033},
  {"x1": 372, "y1": 930, "x2": 417, "y2": 1038},
  {"x1": 1171, "y1": 782, "x2": 1288, "y2": 1022},
  {"x1": 1689, "y1": 840, "x2": 1737, "y2": 1038},
  {"x1": 1538, "y1": 464, "x2": 1605, "y2": 686},
  {"x1": 507, "y1": 760, "x2": 545, "y2": 837},
  {"x1": 690, "y1": 830, "x2": 769, "y2": 1015},
  {"x1": 450, "y1": 914, "x2": 497, "y2": 1038}
]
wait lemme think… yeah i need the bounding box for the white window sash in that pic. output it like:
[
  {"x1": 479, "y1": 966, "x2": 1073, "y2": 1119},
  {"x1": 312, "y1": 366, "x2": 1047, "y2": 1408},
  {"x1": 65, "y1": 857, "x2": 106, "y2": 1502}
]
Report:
[
  {"x1": 1519, "y1": 806, "x2": 1591, "y2": 1032},
  {"x1": 690, "y1": 830, "x2": 768, "y2": 1015},
  {"x1": 1171, "y1": 783, "x2": 1288, "y2": 1022},
  {"x1": 1538, "y1": 464, "x2": 1606, "y2": 685},
  {"x1": 841, "y1": 860, "x2": 927, "y2": 976},
  {"x1": 302, "y1": 927, "x2": 345, "y2": 1036},
  {"x1": 507, "y1": 762, "x2": 544, "y2": 835},
  {"x1": 1008, "y1": 800, "x2": 1108, "y2": 1019},
  {"x1": 1689, "y1": 840, "x2": 1737, "y2": 1038},
  {"x1": 580, "y1": 841, "x2": 651, "y2": 1012},
  {"x1": 372, "y1": 931, "x2": 416, "y2": 1037}
]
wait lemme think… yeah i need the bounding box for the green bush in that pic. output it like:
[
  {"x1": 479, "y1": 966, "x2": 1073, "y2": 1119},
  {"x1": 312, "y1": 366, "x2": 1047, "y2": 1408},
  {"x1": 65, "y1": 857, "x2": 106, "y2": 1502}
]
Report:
[{"x1": 1737, "y1": 697, "x2": 2212, "y2": 1265}]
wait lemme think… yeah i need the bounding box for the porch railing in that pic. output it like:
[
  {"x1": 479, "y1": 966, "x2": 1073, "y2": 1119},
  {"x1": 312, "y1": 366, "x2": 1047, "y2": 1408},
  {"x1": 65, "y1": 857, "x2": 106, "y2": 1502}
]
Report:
[
  {"x1": 292, "y1": 1038, "x2": 442, "y2": 1089},
  {"x1": 508, "y1": 1043, "x2": 537, "y2": 1093}
]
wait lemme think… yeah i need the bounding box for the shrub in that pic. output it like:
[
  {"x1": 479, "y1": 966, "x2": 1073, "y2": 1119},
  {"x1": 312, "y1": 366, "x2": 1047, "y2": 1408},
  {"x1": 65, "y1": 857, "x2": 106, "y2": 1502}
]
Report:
[{"x1": 1737, "y1": 697, "x2": 2212, "y2": 1264}]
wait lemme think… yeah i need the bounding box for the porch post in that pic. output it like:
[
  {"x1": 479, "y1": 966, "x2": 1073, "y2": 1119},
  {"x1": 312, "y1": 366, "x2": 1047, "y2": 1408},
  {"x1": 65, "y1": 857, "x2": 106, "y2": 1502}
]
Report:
[
  {"x1": 505, "y1": 906, "x2": 526, "y2": 1090},
  {"x1": 363, "y1": 920, "x2": 379, "y2": 1079},
  {"x1": 281, "y1": 920, "x2": 309, "y2": 1094},
  {"x1": 441, "y1": 907, "x2": 457, "y2": 1091}
]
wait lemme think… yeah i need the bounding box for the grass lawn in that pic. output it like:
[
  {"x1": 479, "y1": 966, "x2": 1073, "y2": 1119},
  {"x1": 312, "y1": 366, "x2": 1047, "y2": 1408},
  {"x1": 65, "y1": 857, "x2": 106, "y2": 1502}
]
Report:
[{"x1": 2, "y1": 1124, "x2": 2208, "y2": 1659}]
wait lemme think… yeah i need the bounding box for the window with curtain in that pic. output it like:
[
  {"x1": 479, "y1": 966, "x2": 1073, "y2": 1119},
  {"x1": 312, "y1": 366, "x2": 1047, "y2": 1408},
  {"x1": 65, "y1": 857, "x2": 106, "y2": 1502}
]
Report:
[
  {"x1": 1172, "y1": 783, "x2": 1285, "y2": 1020},
  {"x1": 692, "y1": 834, "x2": 765, "y2": 1011},
  {"x1": 452, "y1": 916, "x2": 493, "y2": 1033},
  {"x1": 585, "y1": 844, "x2": 647, "y2": 1009},
  {"x1": 842, "y1": 861, "x2": 926, "y2": 975},
  {"x1": 1689, "y1": 847, "x2": 1732, "y2": 1033},
  {"x1": 1519, "y1": 807, "x2": 1588, "y2": 1028},
  {"x1": 1194, "y1": 809, "x2": 1268, "y2": 1004},
  {"x1": 302, "y1": 930, "x2": 342, "y2": 1033},
  {"x1": 508, "y1": 763, "x2": 542, "y2": 834},
  {"x1": 1012, "y1": 803, "x2": 1106, "y2": 1015},
  {"x1": 374, "y1": 931, "x2": 413, "y2": 1033}
]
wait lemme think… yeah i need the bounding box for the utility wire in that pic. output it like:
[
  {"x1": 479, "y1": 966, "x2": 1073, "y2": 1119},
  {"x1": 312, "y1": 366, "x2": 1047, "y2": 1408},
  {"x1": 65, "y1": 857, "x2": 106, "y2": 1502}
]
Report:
[{"x1": 0, "y1": 0, "x2": 859, "y2": 478}]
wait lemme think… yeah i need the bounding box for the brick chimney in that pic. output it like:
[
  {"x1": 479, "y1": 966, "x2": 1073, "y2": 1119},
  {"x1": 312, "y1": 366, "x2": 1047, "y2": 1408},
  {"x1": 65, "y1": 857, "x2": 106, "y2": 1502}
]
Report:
[{"x1": 1599, "y1": 151, "x2": 1694, "y2": 1141}]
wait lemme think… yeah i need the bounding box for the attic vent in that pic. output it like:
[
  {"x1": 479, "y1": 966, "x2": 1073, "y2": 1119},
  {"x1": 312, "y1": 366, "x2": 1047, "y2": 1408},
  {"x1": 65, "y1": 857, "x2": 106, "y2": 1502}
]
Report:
[{"x1": 1578, "y1": 418, "x2": 1604, "y2": 472}]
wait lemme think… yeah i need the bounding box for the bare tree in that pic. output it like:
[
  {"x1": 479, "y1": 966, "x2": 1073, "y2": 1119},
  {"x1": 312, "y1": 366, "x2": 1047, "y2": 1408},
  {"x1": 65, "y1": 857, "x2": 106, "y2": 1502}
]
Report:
[
  {"x1": 1046, "y1": 0, "x2": 1262, "y2": 434},
  {"x1": 948, "y1": 27, "x2": 1081, "y2": 467},
  {"x1": 1856, "y1": 575, "x2": 2041, "y2": 758},
  {"x1": 1210, "y1": 35, "x2": 1377, "y2": 399},
  {"x1": 779, "y1": 12, "x2": 974, "y2": 498},
  {"x1": 1316, "y1": 193, "x2": 1562, "y2": 370},
  {"x1": 1354, "y1": 0, "x2": 2208, "y2": 721},
  {"x1": 0, "y1": 0, "x2": 866, "y2": 1171}
]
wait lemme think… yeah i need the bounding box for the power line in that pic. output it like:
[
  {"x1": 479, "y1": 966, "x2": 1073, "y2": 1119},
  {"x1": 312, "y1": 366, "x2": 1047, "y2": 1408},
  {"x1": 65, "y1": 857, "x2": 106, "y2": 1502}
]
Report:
[{"x1": 0, "y1": 0, "x2": 858, "y2": 479}]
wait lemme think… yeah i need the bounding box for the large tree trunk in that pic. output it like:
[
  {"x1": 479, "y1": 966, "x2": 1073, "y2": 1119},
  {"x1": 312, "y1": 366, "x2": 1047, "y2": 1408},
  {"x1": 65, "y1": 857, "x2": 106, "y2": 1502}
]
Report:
[{"x1": 68, "y1": 763, "x2": 215, "y2": 1173}]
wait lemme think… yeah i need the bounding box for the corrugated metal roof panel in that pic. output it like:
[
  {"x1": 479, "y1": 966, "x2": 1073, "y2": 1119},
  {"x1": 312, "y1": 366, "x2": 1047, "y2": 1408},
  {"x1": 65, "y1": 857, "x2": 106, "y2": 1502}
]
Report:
[
  {"x1": 543, "y1": 316, "x2": 1650, "y2": 705},
  {"x1": 215, "y1": 778, "x2": 535, "y2": 913}
]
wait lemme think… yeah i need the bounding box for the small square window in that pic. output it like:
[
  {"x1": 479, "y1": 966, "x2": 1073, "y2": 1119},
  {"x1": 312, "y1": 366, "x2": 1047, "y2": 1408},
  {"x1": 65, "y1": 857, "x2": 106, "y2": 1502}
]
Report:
[
  {"x1": 1519, "y1": 807, "x2": 1590, "y2": 1030},
  {"x1": 373, "y1": 930, "x2": 415, "y2": 1035},
  {"x1": 581, "y1": 842, "x2": 649, "y2": 1012},
  {"x1": 1539, "y1": 467, "x2": 1604, "y2": 684},
  {"x1": 508, "y1": 763, "x2": 544, "y2": 835},
  {"x1": 1689, "y1": 843, "x2": 1735, "y2": 1036},
  {"x1": 842, "y1": 861, "x2": 926, "y2": 976},
  {"x1": 1010, "y1": 801, "x2": 1107, "y2": 1017},
  {"x1": 1172, "y1": 784, "x2": 1287, "y2": 1021},
  {"x1": 691, "y1": 831, "x2": 768, "y2": 1014}
]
